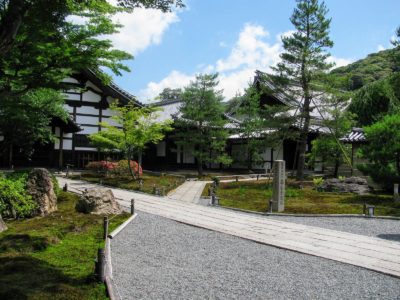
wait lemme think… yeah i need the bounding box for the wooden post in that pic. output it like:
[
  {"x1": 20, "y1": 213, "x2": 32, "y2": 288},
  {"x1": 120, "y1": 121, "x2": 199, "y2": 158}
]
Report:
[
  {"x1": 131, "y1": 199, "x2": 135, "y2": 215},
  {"x1": 103, "y1": 216, "x2": 109, "y2": 240},
  {"x1": 394, "y1": 184, "x2": 400, "y2": 202},
  {"x1": 236, "y1": 176, "x2": 239, "y2": 182},
  {"x1": 96, "y1": 248, "x2": 106, "y2": 282}
]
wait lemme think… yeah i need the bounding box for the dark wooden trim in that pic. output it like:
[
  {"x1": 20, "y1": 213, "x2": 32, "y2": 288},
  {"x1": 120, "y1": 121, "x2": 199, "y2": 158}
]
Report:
[
  {"x1": 75, "y1": 112, "x2": 100, "y2": 118},
  {"x1": 63, "y1": 90, "x2": 81, "y2": 95},
  {"x1": 66, "y1": 100, "x2": 109, "y2": 109}
]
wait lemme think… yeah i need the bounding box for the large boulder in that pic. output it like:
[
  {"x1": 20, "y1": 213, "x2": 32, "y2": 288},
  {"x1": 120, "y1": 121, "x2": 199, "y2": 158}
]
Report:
[
  {"x1": 0, "y1": 215, "x2": 7, "y2": 233},
  {"x1": 320, "y1": 177, "x2": 371, "y2": 195},
  {"x1": 26, "y1": 168, "x2": 57, "y2": 216},
  {"x1": 76, "y1": 188, "x2": 122, "y2": 215}
]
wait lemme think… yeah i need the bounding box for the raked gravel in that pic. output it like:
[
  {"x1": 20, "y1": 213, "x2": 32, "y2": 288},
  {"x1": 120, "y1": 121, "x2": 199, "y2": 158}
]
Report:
[
  {"x1": 266, "y1": 215, "x2": 400, "y2": 242},
  {"x1": 111, "y1": 212, "x2": 400, "y2": 300}
]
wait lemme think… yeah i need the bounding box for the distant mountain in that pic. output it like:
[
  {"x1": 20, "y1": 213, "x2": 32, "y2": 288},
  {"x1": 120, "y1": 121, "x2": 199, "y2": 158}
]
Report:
[{"x1": 330, "y1": 48, "x2": 399, "y2": 90}]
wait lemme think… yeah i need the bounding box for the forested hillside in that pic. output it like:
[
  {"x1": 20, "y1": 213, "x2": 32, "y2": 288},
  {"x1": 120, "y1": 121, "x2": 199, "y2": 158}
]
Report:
[{"x1": 331, "y1": 48, "x2": 399, "y2": 90}]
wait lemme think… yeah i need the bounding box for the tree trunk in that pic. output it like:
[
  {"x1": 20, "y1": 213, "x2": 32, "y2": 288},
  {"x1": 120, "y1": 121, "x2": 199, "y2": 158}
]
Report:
[
  {"x1": 334, "y1": 159, "x2": 340, "y2": 178},
  {"x1": 126, "y1": 148, "x2": 136, "y2": 179},
  {"x1": 8, "y1": 144, "x2": 13, "y2": 169},
  {"x1": 0, "y1": 0, "x2": 29, "y2": 58},
  {"x1": 198, "y1": 157, "x2": 203, "y2": 177},
  {"x1": 137, "y1": 149, "x2": 142, "y2": 178},
  {"x1": 296, "y1": 97, "x2": 311, "y2": 181}
]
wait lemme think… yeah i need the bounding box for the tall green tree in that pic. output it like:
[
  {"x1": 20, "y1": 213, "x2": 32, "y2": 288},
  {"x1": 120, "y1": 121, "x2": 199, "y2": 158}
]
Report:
[
  {"x1": 0, "y1": 0, "x2": 182, "y2": 164},
  {"x1": 174, "y1": 73, "x2": 232, "y2": 176},
  {"x1": 349, "y1": 78, "x2": 400, "y2": 126},
  {"x1": 0, "y1": 89, "x2": 67, "y2": 166},
  {"x1": 269, "y1": 0, "x2": 334, "y2": 180},
  {"x1": 89, "y1": 101, "x2": 172, "y2": 178},
  {"x1": 358, "y1": 114, "x2": 400, "y2": 190},
  {"x1": 0, "y1": 0, "x2": 184, "y2": 59},
  {"x1": 235, "y1": 85, "x2": 296, "y2": 171},
  {"x1": 308, "y1": 97, "x2": 353, "y2": 177}
]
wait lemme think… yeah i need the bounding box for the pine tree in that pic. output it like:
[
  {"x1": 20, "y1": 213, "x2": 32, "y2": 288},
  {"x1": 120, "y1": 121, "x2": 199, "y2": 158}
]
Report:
[
  {"x1": 174, "y1": 74, "x2": 232, "y2": 176},
  {"x1": 270, "y1": 0, "x2": 334, "y2": 180}
]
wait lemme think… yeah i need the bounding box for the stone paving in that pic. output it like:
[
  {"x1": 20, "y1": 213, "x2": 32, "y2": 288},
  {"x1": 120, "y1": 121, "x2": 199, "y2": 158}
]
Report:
[
  {"x1": 58, "y1": 177, "x2": 400, "y2": 278},
  {"x1": 167, "y1": 180, "x2": 208, "y2": 204}
]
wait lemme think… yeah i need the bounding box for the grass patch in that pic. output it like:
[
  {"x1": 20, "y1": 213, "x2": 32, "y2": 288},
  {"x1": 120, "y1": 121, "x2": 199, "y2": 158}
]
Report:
[
  {"x1": 0, "y1": 191, "x2": 129, "y2": 299},
  {"x1": 71, "y1": 172, "x2": 184, "y2": 195},
  {"x1": 206, "y1": 180, "x2": 400, "y2": 217}
]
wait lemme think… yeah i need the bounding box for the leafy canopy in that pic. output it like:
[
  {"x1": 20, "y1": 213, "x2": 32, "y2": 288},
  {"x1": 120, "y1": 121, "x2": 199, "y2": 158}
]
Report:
[
  {"x1": 89, "y1": 101, "x2": 172, "y2": 177},
  {"x1": 358, "y1": 114, "x2": 400, "y2": 190}
]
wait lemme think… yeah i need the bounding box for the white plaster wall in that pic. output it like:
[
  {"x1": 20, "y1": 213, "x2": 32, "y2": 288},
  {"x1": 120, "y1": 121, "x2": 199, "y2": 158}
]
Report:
[
  {"x1": 85, "y1": 80, "x2": 102, "y2": 92},
  {"x1": 102, "y1": 108, "x2": 113, "y2": 117},
  {"x1": 62, "y1": 77, "x2": 80, "y2": 84},
  {"x1": 76, "y1": 115, "x2": 99, "y2": 125},
  {"x1": 63, "y1": 133, "x2": 73, "y2": 138},
  {"x1": 63, "y1": 139, "x2": 73, "y2": 150},
  {"x1": 82, "y1": 90, "x2": 101, "y2": 103},
  {"x1": 65, "y1": 93, "x2": 80, "y2": 101},
  {"x1": 80, "y1": 126, "x2": 99, "y2": 134},
  {"x1": 77, "y1": 106, "x2": 99, "y2": 115},
  {"x1": 64, "y1": 105, "x2": 74, "y2": 113}
]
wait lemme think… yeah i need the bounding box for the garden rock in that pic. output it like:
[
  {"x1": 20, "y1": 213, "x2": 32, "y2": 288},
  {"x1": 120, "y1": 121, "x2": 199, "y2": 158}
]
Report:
[
  {"x1": 0, "y1": 215, "x2": 7, "y2": 232},
  {"x1": 27, "y1": 168, "x2": 57, "y2": 216},
  {"x1": 320, "y1": 177, "x2": 371, "y2": 195},
  {"x1": 76, "y1": 188, "x2": 122, "y2": 215}
]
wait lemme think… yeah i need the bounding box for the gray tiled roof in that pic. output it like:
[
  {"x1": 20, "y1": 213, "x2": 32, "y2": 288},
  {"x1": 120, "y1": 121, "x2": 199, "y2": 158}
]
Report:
[{"x1": 340, "y1": 128, "x2": 366, "y2": 143}]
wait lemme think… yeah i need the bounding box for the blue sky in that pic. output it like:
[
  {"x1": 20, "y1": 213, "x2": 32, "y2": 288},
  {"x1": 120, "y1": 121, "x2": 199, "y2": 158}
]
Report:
[{"x1": 107, "y1": 0, "x2": 400, "y2": 102}]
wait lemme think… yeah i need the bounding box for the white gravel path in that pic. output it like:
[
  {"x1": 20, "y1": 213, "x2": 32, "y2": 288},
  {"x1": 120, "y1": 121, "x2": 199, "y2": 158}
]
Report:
[
  {"x1": 266, "y1": 216, "x2": 400, "y2": 242},
  {"x1": 111, "y1": 212, "x2": 400, "y2": 300}
]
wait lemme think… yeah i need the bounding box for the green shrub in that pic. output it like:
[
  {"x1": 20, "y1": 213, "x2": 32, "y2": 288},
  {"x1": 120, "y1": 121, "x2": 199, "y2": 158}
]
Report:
[
  {"x1": 313, "y1": 177, "x2": 325, "y2": 189},
  {"x1": 0, "y1": 174, "x2": 37, "y2": 218},
  {"x1": 50, "y1": 173, "x2": 61, "y2": 196}
]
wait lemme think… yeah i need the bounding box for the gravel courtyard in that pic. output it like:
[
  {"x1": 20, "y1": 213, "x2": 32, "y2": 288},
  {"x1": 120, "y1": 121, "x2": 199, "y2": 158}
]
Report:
[
  {"x1": 267, "y1": 215, "x2": 400, "y2": 241},
  {"x1": 111, "y1": 212, "x2": 400, "y2": 300}
]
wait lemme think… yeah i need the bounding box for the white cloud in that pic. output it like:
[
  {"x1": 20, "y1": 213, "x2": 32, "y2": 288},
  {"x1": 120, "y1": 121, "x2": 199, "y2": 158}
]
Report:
[
  {"x1": 327, "y1": 56, "x2": 352, "y2": 68},
  {"x1": 109, "y1": 8, "x2": 179, "y2": 55},
  {"x1": 139, "y1": 70, "x2": 194, "y2": 101},
  {"x1": 377, "y1": 44, "x2": 386, "y2": 51},
  {"x1": 68, "y1": 3, "x2": 179, "y2": 56},
  {"x1": 140, "y1": 23, "x2": 352, "y2": 101},
  {"x1": 215, "y1": 23, "x2": 279, "y2": 72}
]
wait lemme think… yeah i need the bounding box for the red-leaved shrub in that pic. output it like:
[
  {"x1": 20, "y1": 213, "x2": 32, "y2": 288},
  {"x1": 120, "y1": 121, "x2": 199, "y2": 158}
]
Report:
[{"x1": 86, "y1": 161, "x2": 118, "y2": 171}]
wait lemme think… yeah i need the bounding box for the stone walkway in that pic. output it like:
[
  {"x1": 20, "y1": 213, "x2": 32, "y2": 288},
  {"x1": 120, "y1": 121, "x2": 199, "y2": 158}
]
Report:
[
  {"x1": 58, "y1": 177, "x2": 400, "y2": 278},
  {"x1": 167, "y1": 180, "x2": 208, "y2": 204}
]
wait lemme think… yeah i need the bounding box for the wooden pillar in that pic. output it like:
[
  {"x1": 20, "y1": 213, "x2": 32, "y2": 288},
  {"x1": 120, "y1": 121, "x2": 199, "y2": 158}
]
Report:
[
  {"x1": 351, "y1": 144, "x2": 355, "y2": 176},
  {"x1": 58, "y1": 128, "x2": 64, "y2": 168}
]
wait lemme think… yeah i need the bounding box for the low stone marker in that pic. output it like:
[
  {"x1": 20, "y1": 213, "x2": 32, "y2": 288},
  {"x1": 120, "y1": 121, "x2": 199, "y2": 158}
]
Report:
[
  {"x1": 0, "y1": 215, "x2": 7, "y2": 233},
  {"x1": 26, "y1": 168, "x2": 58, "y2": 216},
  {"x1": 272, "y1": 160, "x2": 285, "y2": 212}
]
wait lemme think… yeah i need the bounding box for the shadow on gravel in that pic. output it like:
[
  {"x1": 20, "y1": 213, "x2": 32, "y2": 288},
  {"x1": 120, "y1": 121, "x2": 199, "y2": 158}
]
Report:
[{"x1": 377, "y1": 234, "x2": 400, "y2": 242}]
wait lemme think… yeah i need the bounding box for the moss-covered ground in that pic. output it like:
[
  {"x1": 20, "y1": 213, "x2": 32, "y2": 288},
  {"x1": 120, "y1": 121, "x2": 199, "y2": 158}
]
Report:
[
  {"x1": 0, "y1": 191, "x2": 129, "y2": 300},
  {"x1": 204, "y1": 180, "x2": 400, "y2": 217},
  {"x1": 72, "y1": 172, "x2": 185, "y2": 195}
]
